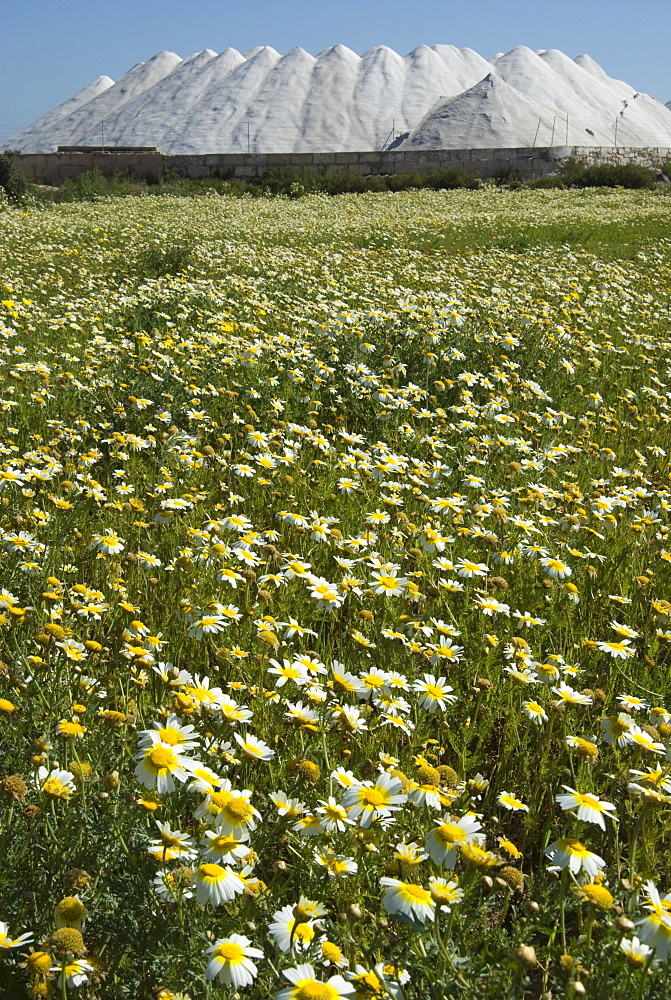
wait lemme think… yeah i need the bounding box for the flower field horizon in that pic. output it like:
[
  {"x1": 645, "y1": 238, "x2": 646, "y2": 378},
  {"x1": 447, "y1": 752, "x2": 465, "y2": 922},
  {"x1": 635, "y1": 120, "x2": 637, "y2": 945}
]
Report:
[{"x1": 1, "y1": 187, "x2": 671, "y2": 998}]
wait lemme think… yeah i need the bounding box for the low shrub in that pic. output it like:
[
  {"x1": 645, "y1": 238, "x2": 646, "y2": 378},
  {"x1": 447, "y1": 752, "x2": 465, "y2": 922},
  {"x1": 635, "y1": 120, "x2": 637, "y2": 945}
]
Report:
[
  {"x1": 422, "y1": 166, "x2": 480, "y2": 190},
  {"x1": 524, "y1": 174, "x2": 566, "y2": 189},
  {"x1": 561, "y1": 158, "x2": 656, "y2": 189},
  {"x1": 0, "y1": 152, "x2": 28, "y2": 205},
  {"x1": 132, "y1": 239, "x2": 197, "y2": 280},
  {"x1": 259, "y1": 164, "x2": 480, "y2": 196}
]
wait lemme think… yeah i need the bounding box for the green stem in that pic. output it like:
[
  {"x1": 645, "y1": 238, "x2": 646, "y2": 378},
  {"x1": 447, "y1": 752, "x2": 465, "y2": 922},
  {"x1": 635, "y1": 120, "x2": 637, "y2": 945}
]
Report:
[
  {"x1": 583, "y1": 907, "x2": 595, "y2": 953},
  {"x1": 629, "y1": 803, "x2": 651, "y2": 911},
  {"x1": 559, "y1": 869, "x2": 569, "y2": 952}
]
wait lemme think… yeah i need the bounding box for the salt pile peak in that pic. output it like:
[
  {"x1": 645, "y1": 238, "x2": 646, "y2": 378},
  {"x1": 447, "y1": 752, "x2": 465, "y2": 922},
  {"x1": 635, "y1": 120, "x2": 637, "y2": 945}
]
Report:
[
  {"x1": 5, "y1": 44, "x2": 671, "y2": 153},
  {"x1": 404, "y1": 74, "x2": 562, "y2": 150},
  {"x1": 3, "y1": 76, "x2": 115, "y2": 154}
]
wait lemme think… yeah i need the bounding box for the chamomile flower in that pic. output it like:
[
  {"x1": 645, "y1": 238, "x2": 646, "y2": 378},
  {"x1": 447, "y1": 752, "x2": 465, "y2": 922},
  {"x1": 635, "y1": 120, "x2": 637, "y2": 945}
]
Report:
[
  {"x1": 620, "y1": 936, "x2": 655, "y2": 967},
  {"x1": 342, "y1": 772, "x2": 407, "y2": 828},
  {"x1": 380, "y1": 878, "x2": 435, "y2": 923},
  {"x1": 148, "y1": 821, "x2": 197, "y2": 861},
  {"x1": 199, "y1": 830, "x2": 250, "y2": 864},
  {"x1": 596, "y1": 638, "x2": 635, "y2": 659},
  {"x1": 601, "y1": 712, "x2": 634, "y2": 746},
  {"x1": 413, "y1": 674, "x2": 457, "y2": 712},
  {"x1": 544, "y1": 838, "x2": 606, "y2": 878},
  {"x1": 52, "y1": 958, "x2": 94, "y2": 989},
  {"x1": 233, "y1": 731, "x2": 275, "y2": 761},
  {"x1": 0, "y1": 921, "x2": 33, "y2": 949},
  {"x1": 626, "y1": 726, "x2": 666, "y2": 754},
  {"x1": 429, "y1": 876, "x2": 464, "y2": 911},
  {"x1": 134, "y1": 744, "x2": 197, "y2": 793},
  {"x1": 552, "y1": 684, "x2": 592, "y2": 706},
  {"x1": 555, "y1": 787, "x2": 617, "y2": 829},
  {"x1": 316, "y1": 797, "x2": 355, "y2": 833},
  {"x1": 314, "y1": 849, "x2": 358, "y2": 879},
  {"x1": 35, "y1": 766, "x2": 76, "y2": 800},
  {"x1": 522, "y1": 700, "x2": 548, "y2": 725},
  {"x1": 138, "y1": 715, "x2": 199, "y2": 752},
  {"x1": 610, "y1": 621, "x2": 639, "y2": 639},
  {"x1": 426, "y1": 814, "x2": 484, "y2": 867},
  {"x1": 539, "y1": 557, "x2": 572, "y2": 579},
  {"x1": 637, "y1": 881, "x2": 671, "y2": 959},
  {"x1": 348, "y1": 965, "x2": 405, "y2": 1000},
  {"x1": 193, "y1": 863, "x2": 245, "y2": 905},
  {"x1": 497, "y1": 791, "x2": 529, "y2": 812},
  {"x1": 275, "y1": 964, "x2": 354, "y2": 1000},
  {"x1": 268, "y1": 907, "x2": 317, "y2": 954},
  {"x1": 204, "y1": 934, "x2": 263, "y2": 987}
]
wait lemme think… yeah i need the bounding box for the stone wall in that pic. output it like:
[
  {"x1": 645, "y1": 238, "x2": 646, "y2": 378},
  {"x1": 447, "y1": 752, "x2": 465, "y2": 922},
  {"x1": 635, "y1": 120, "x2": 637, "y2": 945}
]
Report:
[{"x1": 12, "y1": 146, "x2": 671, "y2": 186}]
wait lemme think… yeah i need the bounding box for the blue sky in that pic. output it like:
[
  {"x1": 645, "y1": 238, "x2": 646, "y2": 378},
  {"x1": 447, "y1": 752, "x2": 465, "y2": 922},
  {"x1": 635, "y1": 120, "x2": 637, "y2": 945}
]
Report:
[{"x1": 1, "y1": 0, "x2": 669, "y2": 144}]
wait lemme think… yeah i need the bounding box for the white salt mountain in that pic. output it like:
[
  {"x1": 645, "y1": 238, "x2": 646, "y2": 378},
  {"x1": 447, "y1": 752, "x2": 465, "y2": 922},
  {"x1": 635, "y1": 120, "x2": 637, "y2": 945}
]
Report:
[
  {"x1": 76, "y1": 49, "x2": 219, "y2": 149},
  {"x1": 5, "y1": 44, "x2": 671, "y2": 153},
  {"x1": 8, "y1": 51, "x2": 183, "y2": 152},
  {"x1": 403, "y1": 74, "x2": 585, "y2": 149},
  {"x1": 483, "y1": 46, "x2": 671, "y2": 147},
  {"x1": 5, "y1": 75, "x2": 115, "y2": 150}
]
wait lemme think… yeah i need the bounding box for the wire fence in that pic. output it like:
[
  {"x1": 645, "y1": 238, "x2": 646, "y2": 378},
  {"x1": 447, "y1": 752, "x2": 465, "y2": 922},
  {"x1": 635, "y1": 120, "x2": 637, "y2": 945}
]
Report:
[{"x1": 3, "y1": 114, "x2": 670, "y2": 155}]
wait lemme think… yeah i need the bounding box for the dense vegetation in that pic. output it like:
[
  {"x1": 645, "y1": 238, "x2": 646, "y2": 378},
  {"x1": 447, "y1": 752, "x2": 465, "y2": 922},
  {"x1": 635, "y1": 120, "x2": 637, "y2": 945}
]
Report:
[
  {"x1": 0, "y1": 188, "x2": 671, "y2": 999},
  {"x1": 2, "y1": 152, "x2": 669, "y2": 208}
]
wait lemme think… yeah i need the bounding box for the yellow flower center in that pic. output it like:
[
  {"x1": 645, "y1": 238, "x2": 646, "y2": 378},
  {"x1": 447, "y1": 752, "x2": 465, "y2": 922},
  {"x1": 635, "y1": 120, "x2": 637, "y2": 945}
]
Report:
[
  {"x1": 574, "y1": 793, "x2": 604, "y2": 811},
  {"x1": 27, "y1": 951, "x2": 53, "y2": 973},
  {"x1": 200, "y1": 863, "x2": 224, "y2": 880},
  {"x1": 581, "y1": 884, "x2": 614, "y2": 910},
  {"x1": 155, "y1": 727, "x2": 183, "y2": 745},
  {"x1": 223, "y1": 797, "x2": 254, "y2": 823},
  {"x1": 147, "y1": 746, "x2": 176, "y2": 771},
  {"x1": 43, "y1": 778, "x2": 70, "y2": 798},
  {"x1": 435, "y1": 823, "x2": 466, "y2": 847},
  {"x1": 56, "y1": 897, "x2": 86, "y2": 923},
  {"x1": 295, "y1": 982, "x2": 337, "y2": 1000},
  {"x1": 363, "y1": 674, "x2": 385, "y2": 688},
  {"x1": 424, "y1": 684, "x2": 444, "y2": 699},
  {"x1": 293, "y1": 921, "x2": 315, "y2": 944},
  {"x1": 399, "y1": 882, "x2": 432, "y2": 903},
  {"x1": 353, "y1": 972, "x2": 382, "y2": 994},
  {"x1": 321, "y1": 941, "x2": 342, "y2": 963},
  {"x1": 359, "y1": 787, "x2": 387, "y2": 808},
  {"x1": 215, "y1": 941, "x2": 245, "y2": 962},
  {"x1": 211, "y1": 835, "x2": 239, "y2": 852},
  {"x1": 209, "y1": 790, "x2": 232, "y2": 810}
]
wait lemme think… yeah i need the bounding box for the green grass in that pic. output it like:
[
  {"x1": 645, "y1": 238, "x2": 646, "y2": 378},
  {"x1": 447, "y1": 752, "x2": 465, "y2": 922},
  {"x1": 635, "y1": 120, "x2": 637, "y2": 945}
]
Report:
[{"x1": 0, "y1": 189, "x2": 671, "y2": 999}]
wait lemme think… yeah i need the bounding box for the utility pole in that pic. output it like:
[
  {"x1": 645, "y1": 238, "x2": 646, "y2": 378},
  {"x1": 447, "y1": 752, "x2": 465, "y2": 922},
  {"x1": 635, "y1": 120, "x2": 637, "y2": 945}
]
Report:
[
  {"x1": 101, "y1": 120, "x2": 105, "y2": 152},
  {"x1": 550, "y1": 117, "x2": 556, "y2": 146},
  {"x1": 614, "y1": 117, "x2": 618, "y2": 147},
  {"x1": 532, "y1": 117, "x2": 542, "y2": 147},
  {"x1": 565, "y1": 114, "x2": 569, "y2": 144}
]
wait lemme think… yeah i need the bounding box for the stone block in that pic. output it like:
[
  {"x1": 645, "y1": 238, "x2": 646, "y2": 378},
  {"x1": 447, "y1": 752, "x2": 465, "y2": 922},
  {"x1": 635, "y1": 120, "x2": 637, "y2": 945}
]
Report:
[
  {"x1": 11, "y1": 145, "x2": 667, "y2": 187},
  {"x1": 266, "y1": 153, "x2": 291, "y2": 166}
]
